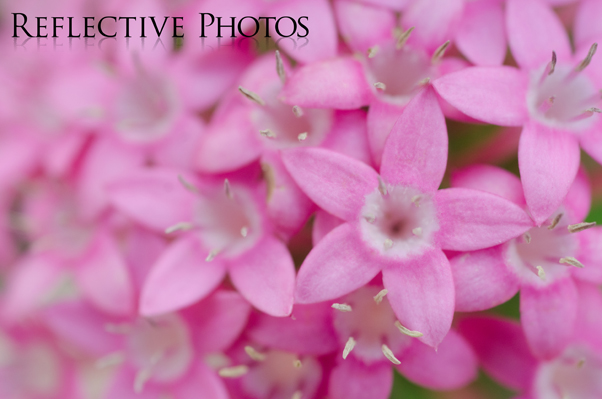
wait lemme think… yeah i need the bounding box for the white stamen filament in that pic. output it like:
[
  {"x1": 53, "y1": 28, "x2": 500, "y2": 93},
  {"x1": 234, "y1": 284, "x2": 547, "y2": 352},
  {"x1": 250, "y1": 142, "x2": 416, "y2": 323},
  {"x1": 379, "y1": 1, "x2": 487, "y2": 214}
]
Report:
[
  {"x1": 275, "y1": 50, "x2": 286, "y2": 85},
  {"x1": 373, "y1": 289, "x2": 388, "y2": 304},
  {"x1": 260, "y1": 129, "x2": 277, "y2": 138},
  {"x1": 548, "y1": 213, "x2": 563, "y2": 230},
  {"x1": 238, "y1": 86, "x2": 265, "y2": 106},
  {"x1": 432, "y1": 41, "x2": 450, "y2": 63},
  {"x1": 374, "y1": 82, "x2": 386, "y2": 90},
  {"x1": 244, "y1": 346, "x2": 266, "y2": 361},
  {"x1": 297, "y1": 132, "x2": 308, "y2": 141},
  {"x1": 367, "y1": 46, "x2": 379, "y2": 58},
  {"x1": 95, "y1": 352, "x2": 125, "y2": 369},
  {"x1": 536, "y1": 265, "x2": 546, "y2": 280},
  {"x1": 205, "y1": 249, "x2": 219, "y2": 262},
  {"x1": 293, "y1": 359, "x2": 302, "y2": 368},
  {"x1": 524, "y1": 232, "x2": 532, "y2": 244},
  {"x1": 292, "y1": 105, "x2": 304, "y2": 117},
  {"x1": 396, "y1": 26, "x2": 414, "y2": 49},
  {"x1": 384, "y1": 239, "x2": 393, "y2": 249},
  {"x1": 568, "y1": 222, "x2": 596, "y2": 233},
  {"x1": 343, "y1": 337, "x2": 356, "y2": 359},
  {"x1": 240, "y1": 226, "x2": 248, "y2": 237},
  {"x1": 381, "y1": 344, "x2": 401, "y2": 365},
  {"x1": 332, "y1": 303, "x2": 353, "y2": 312},
  {"x1": 178, "y1": 174, "x2": 198, "y2": 193},
  {"x1": 412, "y1": 227, "x2": 422, "y2": 236},
  {"x1": 224, "y1": 179, "x2": 233, "y2": 199},
  {"x1": 218, "y1": 365, "x2": 249, "y2": 378},
  {"x1": 165, "y1": 222, "x2": 194, "y2": 234},
  {"x1": 395, "y1": 321, "x2": 423, "y2": 337},
  {"x1": 559, "y1": 257, "x2": 584, "y2": 268}
]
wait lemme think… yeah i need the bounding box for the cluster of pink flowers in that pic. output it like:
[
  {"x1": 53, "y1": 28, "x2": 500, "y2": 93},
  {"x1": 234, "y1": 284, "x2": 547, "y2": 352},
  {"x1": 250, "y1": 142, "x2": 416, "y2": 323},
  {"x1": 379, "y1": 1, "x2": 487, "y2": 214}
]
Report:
[{"x1": 2, "y1": 0, "x2": 602, "y2": 398}]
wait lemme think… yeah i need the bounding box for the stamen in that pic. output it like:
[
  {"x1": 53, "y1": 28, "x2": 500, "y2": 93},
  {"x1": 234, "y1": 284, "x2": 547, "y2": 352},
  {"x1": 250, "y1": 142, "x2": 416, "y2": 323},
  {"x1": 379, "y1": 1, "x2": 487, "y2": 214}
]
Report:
[
  {"x1": 523, "y1": 232, "x2": 532, "y2": 244},
  {"x1": 431, "y1": 40, "x2": 450, "y2": 64},
  {"x1": 570, "y1": 107, "x2": 602, "y2": 122},
  {"x1": 417, "y1": 77, "x2": 431, "y2": 87},
  {"x1": 373, "y1": 289, "x2": 388, "y2": 304},
  {"x1": 538, "y1": 96, "x2": 555, "y2": 114},
  {"x1": 206, "y1": 249, "x2": 219, "y2": 262},
  {"x1": 95, "y1": 352, "x2": 125, "y2": 369},
  {"x1": 363, "y1": 214, "x2": 376, "y2": 223},
  {"x1": 292, "y1": 105, "x2": 304, "y2": 117},
  {"x1": 396, "y1": 26, "x2": 414, "y2": 49},
  {"x1": 536, "y1": 265, "x2": 546, "y2": 280},
  {"x1": 178, "y1": 174, "x2": 198, "y2": 193},
  {"x1": 577, "y1": 358, "x2": 586, "y2": 369},
  {"x1": 275, "y1": 50, "x2": 286, "y2": 85},
  {"x1": 260, "y1": 129, "x2": 277, "y2": 138},
  {"x1": 238, "y1": 86, "x2": 265, "y2": 106},
  {"x1": 412, "y1": 227, "x2": 422, "y2": 236},
  {"x1": 378, "y1": 176, "x2": 388, "y2": 196},
  {"x1": 292, "y1": 391, "x2": 303, "y2": 399},
  {"x1": 381, "y1": 344, "x2": 401, "y2": 365},
  {"x1": 559, "y1": 257, "x2": 584, "y2": 268},
  {"x1": 343, "y1": 337, "x2": 356, "y2": 359},
  {"x1": 218, "y1": 365, "x2": 249, "y2": 378},
  {"x1": 165, "y1": 222, "x2": 194, "y2": 234},
  {"x1": 244, "y1": 346, "x2": 266, "y2": 361},
  {"x1": 240, "y1": 226, "x2": 248, "y2": 237},
  {"x1": 374, "y1": 82, "x2": 386, "y2": 91},
  {"x1": 548, "y1": 213, "x2": 563, "y2": 230},
  {"x1": 293, "y1": 359, "x2": 302, "y2": 368},
  {"x1": 576, "y1": 43, "x2": 598, "y2": 72},
  {"x1": 394, "y1": 321, "x2": 423, "y2": 337},
  {"x1": 367, "y1": 46, "x2": 379, "y2": 58},
  {"x1": 224, "y1": 179, "x2": 233, "y2": 199},
  {"x1": 104, "y1": 323, "x2": 132, "y2": 334},
  {"x1": 332, "y1": 303, "x2": 352, "y2": 312},
  {"x1": 568, "y1": 222, "x2": 596, "y2": 233},
  {"x1": 540, "y1": 51, "x2": 557, "y2": 83},
  {"x1": 411, "y1": 195, "x2": 421, "y2": 207},
  {"x1": 134, "y1": 366, "x2": 153, "y2": 393},
  {"x1": 384, "y1": 239, "x2": 393, "y2": 249},
  {"x1": 297, "y1": 132, "x2": 308, "y2": 141}
]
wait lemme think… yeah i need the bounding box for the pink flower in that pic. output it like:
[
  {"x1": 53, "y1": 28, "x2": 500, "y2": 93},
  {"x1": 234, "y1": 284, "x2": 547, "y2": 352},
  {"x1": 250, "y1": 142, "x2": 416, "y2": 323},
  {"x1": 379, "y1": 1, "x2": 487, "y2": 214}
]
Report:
[{"x1": 282, "y1": 87, "x2": 532, "y2": 347}]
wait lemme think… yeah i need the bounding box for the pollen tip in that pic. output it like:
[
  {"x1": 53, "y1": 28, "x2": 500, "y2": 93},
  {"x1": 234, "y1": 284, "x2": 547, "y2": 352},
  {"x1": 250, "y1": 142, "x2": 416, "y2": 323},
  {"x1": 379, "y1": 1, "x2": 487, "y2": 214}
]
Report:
[
  {"x1": 559, "y1": 256, "x2": 584, "y2": 268},
  {"x1": 547, "y1": 213, "x2": 563, "y2": 230},
  {"x1": 378, "y1": 176, "x2": 388, "y2": 196},
  {"x1": 224, "y1": 178, "x2": 233, "y2": 199},
  {"x1": 523, "y1": 232, "x2": 532, "y2": 244},
  {"x1": 381, "y1": 344, "x2": 401, "y2": 365},
  {"x1": 240, "y1": 226, "x2": 248, "y2": 237},
  {"x1": 292, "y1": 105, "x2": 304, "y2": 117},
  {"x1": 178, "y1": 174, "x2": 198, "y2": 193},
  {"x1": 412, "y1": 227, "x2": 422, "y2": 236},
  {"x1": 343, "y1": 337, "x2": 356, "y2": 359},
  {"x1": 396, "y1": 26, "x2": 414, "y2": 50},
  {"x1": 373, "y1": 82, "x2": 386, "y2": 91},
  {"x1": 411, "y1": 195, "x2": 422, "y2": 207},
  {"x1": 384, "y1": 238, "x2": 393, "y2": 250},
  {"x1": 293, "y1": 359, "x2": 302, "y2": 368},
  {"x1": 244, "y1": 346, "x2": 266, "y2": 361},
  {"x1": 431, "y1": 40, "x2": 450, "y2": 63},
  {"x1": 332, "y1": 303, "x2": 353, "y2": 312},
  {"x1": 238, "y1": 85, "x2": 265, "y2": 106},
  {"x1": 367, "y1": 45, "x2": 379, "y2": 58},
  {"x1": 363, "y1": 214, "x2": 376, "y2": 223},
  {"x1": 260, "y1": 129, "x2": 277, "y2": 139},
  {"x1": 205, "y1": 249, "x2": 219, "y2": 262},
  {"x1": 297, "y1": 132, "x2": 308, "y2": 141},
  {"x1": 165, "y1": 222, "x2": 193, "y2": 234},
  {"x1": 373, "y1": 289, "x2": 388, "y2": 304},
  {"x1": 536, "y1": 265, "x2": 546, "y2": 281},
  {"x1": 275, "y1": 50, "x2": 286, "y2": 85},
  {"x1": 568, "y1": 221, "x2": 596, "y2": 233},
  {"x1": 394, "y1": 320, "x2": 423, "y2": 337},
  {"x1": 218, "y1": 365, "x2": 249, "y2": 378},
  {"x1": 292, "y1": 391, "x2": 303, "y2": 399}
]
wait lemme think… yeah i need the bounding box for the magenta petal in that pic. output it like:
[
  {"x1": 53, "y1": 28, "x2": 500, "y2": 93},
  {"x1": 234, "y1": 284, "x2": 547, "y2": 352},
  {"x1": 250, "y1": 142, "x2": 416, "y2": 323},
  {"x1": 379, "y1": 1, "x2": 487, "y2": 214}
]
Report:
[
  {"x1": 455, "y1": 0, "x2": 506, "y2": 66},
  {"x1": 451, "y1": 164, "x2": 525, "y2": 206},
  {"x1": 329, "y1": 357, "x2": 392, "y2": 399},
  {"x1": 367, "y1": 99, "x2": 404, "y2": 169},
  {"x1": 520, "y1": 277, "x2": 578, "y2": 359},
  {"x1": 334, "y1": 0, "x2": 396, "y2": 53},
  {"x1": 296, "y1": 223, "x2": 381, "y2": 303},
  {"x1": 436, "y1": 188, "x2": 533, "y2": 251},
  {"x1": 382, "y1": 248, "x2": 454, "y2": 348},
  {"x1": 380, "y1": 87, "x2": 447, "y2": 193},
  {"x1": 282, "y1": 147, "x2": 379, "y2": 222},
  {"x1": 279, "y1": 57, "x2": 373, "y2": 109},
  {"x1": 433, "y1": 66, "x2": 529, "y2": 126},
  {"x1": 321, "y1": 110, "x2": 373, "y2": 166},
  {"x1": 506, "y1": 0, "x2": 572, "y2": 70},
  {"x1": 563, "y1": 168, "x2": 591, "y2": 223},
  {"x1": 451, "y1": 246, "x2": 520, "y2": 312},
  {"x1": 397, "y1": 330, "x2": 477, "y2": 390},
  {"x1": 228, "y1": 236, "x2": 295, "y2": 317},
  {"x1": 575, "y1": 227, "x2": 602, "y2": 284},
  {"x1": 312, "y1": 209, "x2": 344, "y2": 246},
  {"x1": 139, "y1": 235, "x2": 226, "y2": 316},
  {"x1": 519, "y1": 123, "x2": 580, "y2": 226},
  {"x1": 458, "y1": 317, "x2": 538, "y2": 391}
]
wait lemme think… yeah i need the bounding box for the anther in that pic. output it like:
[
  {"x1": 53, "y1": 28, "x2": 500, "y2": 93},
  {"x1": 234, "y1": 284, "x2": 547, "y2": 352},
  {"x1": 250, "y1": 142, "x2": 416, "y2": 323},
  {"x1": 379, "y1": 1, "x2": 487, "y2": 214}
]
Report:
[
  {"x1": 368, "y1": 46, "x2": 379, "y2": 58},
  {"x1": 384, "y1": 239, "x2": 393, "y2": 249},
  {"x1": 343, "y1": 337, "x2": 356, "y2": 359},
  {"x1": 293, "y1": 359, "x2": 302, "y2": 368},
  {"x1": 523, "y1": 232, "x2": 532, "y2": 244},
  {"x1": 576, "y1": 43, "x2": 598, "y2": 72},
  {"x1": 218, "y1": 365, "x2": 249, "y2": 378},
  {"x1": 224, "y1": 179, "x2": 233, "y2": 199},
  {"x1": 165, "y1": 222, "x2": 194, "y2": 234},
  {"x1": 560, "y1": 257, "x2": 584, "y2": 268},
  {"x1": 396, "y1": 26, "x2": 414, "y2": 49},
  {"x1": 373, "y1": 289, "x2": 388, "y2": 304},
  {"x1": 298, "y1": 132, "x2": 308, "y2": 141},
  {"x1": 577, "y1": 358, "x2": 586, "y2": 369},
  {"x1": 417, "y1": 77, "x2": 431, "y2": 86},
  {"x1": 539, "y1": 96, "x2": 555, "y2": 114},
  {"x1": 260, "y1": 129, "x2": 277, "y2": 138},
  {"x1": 412, "y1": 227, "x2": 422, "y2": 236},
  {"x1": 411, "y1": 195, "x2": 421, "y2": 207},
  {"x1": 134, "y1": 366, "x2": 153, "y2": 393},
  {"x1": 374, "y1": 82, "x2": 386, "y2": 91},
  {"x1": 549, "y1": 51, "x2": 557, "y2": 75},
  {"x1": 292, "y1": 105, "x2": 304, "y2": 117},
  {"x1": 536, "y1": 266, "x2": 546, "y2": 280},
  {"x1": 275, "y1": 50, "x2": 286, "y2": 85},
  {"x1": 395, "y1": 321, "x2": 423, "y2": 337},
  {"x1": 244, "y1": 346, "x2": 266, "y2": 361},
  {"x1": 378, "y1": 176, "x2": 388, "y2": 196},
  {"x1": 332, "y1": 303, "x2": 352, "y2": 312},
  {"x1": 178, "y1": 174, "x2": 198, "y2": 193},
  {"x1": 431, "y1": 41, "x2": 450, "y2": 64},
  {"x1": 381, "y1": 344, "x2": 401, "y2": 365},
  {"x1": 292, "y1": 391, "x2": 303, "y2": 399},
  {"x1": 568, "y1": 222, "x2": 596, "y2": 233},
  {"x1": 206, "y1": 249, "x2": 219, "y2": 262},
  {"x1": 548, "y1": 213, "x2": 563, "y2": 230},
  {"x1": 364, "y1": 214, "x2": 376, "y2": 223},
  {"x1": 238, "y1": 86, "x2": 265, "y2": 106}
]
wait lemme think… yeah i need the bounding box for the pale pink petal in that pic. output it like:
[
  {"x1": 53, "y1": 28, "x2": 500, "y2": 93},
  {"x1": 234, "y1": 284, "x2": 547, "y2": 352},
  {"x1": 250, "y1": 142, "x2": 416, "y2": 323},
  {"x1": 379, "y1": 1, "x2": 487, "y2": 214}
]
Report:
[
  {"x1": 382, "y1": 248, "x2": 454, "y2": 348},
  {"x1": 519, "y1": 123, "x2": 580, "y2": 226},
  {"x1": 574, "y1": 227, "x2": 602, "y2": 284},
  {"x1": 380, "y1": 87, "x2": 447, "y2": 193},
  {"x1": 312, "y1": 210, "x2": 344, "y2": 246},
  {"x1": 367, "y1": 99, "x2": 404, "y2": 169},
  {"x1": 43, "y1": 131, "x2": 88, "y2": 178},
  {"x1": 334, "y1": 0, "x2": 396, "y2": 53},
  {"x1": 451, "y1": 164, "x2": 525, "y2": 206},
  {"x1": 174, "y1": 362, "x2": 229, "y2": 399},
  {"x1": 506, "y1": 0, "x2": 572, "y2": 69},
  {"x1": 321, "y1": 110, "x2": 373, "y2": 166},
  {"x1": 451, "y1": 246, "x2": 520, "y2": 312},
  {"x1": 282, "y1": 148, "x2": 379, "y2": 222},
  {"x1": 228, "y1": 236, "x2": 296, "y2": 317},
  {"x1": 123, "y1": 227, "x2": 167, "y2": 294},
  {"x1": 139, "y1": 236, "x2": 227, "y2": 316},
  {"x1": 279, "y1": 58, "x2": 373, "y2": 109},
  {"x1": 432, "y1": 66, "x2": 529, "y2": 126},
  {"x1": 248, "y1": 303, "x2": 339, "y2": 355},
  {"x1": 435, "y1": 188, "x2": 533, "y2": 251},
  {"x1": 329, "y1": 358, "x2": 392, "y2": 399},
  {"x1": 295, "y1": 223, "x2": 381, "y2": 303},
  {"x1": 151, "y1": 116, "x2": 206, "y2": 170},
  {"x1": 107, "y1": 168, "x2": 196, "y2": 233},
  {"x1": 563, "y1": 168, "x2": 591, "y2": 223},
  {"x1": 520, "y1": 277, "x2": 578, "y2": 359},
  {"x1": 397, "y1": 330, "x2": 477, "y2": 390},
  {"x1": 401, "y1": 0, "x2": 464, "y2": 54},
  {"x1": 574, "y1": 281, "x2": 602, "y2": 348},
  {"x1": 458, "y1": 317, "x2": 538, "y2": 391},
  {"x1": 574, "y1": 0, "x2": 602, "y2": 48},
  {"x1": 76, "y1": 231, "x2": 135, "y2": 317},
  {"x1": 455, "y1": 0, "x2": 506, "y2": 66}
]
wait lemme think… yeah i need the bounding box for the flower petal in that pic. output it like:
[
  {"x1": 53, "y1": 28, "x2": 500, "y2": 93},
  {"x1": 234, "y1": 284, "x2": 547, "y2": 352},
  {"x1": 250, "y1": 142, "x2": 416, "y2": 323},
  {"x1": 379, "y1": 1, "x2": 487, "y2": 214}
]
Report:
[
  {"x1": 432, "y1": 66, "x2": 529, "y2": 126},
  {"x1": 321, "y1": 109, "x2": 373, "y2": 166},
  {"x1": 563, "y1": 168, "x2": 591, "y2": 223},
  {"x1": 380, "y1": 87, "x2": 447, "y2": 192},
  {"x1": 296, "y1": 223, "x2": 381, "y2": 304},
  {"x1": 282, "y1": 147, "x2": 379, "y2": 222},
  {"x1": 574, "y1": 0, "x2": 602, "y2": 48},
  {"x1": 574, "y1": 281, "x2": 602, "y2": 349},
  {"x1": 329, "y1": 357, "x2": 392, "y2": 399},
  {"x1": 174, "y1": 362, "x2": 229, "y2": 399},
  {"x1": 312, "y1": 209, "x2": 344, "y2": 246},
  {"x1": 228, "y1": 236, "x2": 296, "y2": 317},
  {"x1": 451, "y1": 164, "x2": 525, "y2": 207},
  {"x1": 139, "y1": 235, "x2": 226, "y2": 316},
  {"x1": 520, "y1": 277, "x2": 578, "y2": 359},
  {"x1": 575, "y1": 227, "x2": 602, "y2": 284},
  {"x1": 436, "y1": 188, "x2": 533, "y2": 251},
  {"x1": 382, "y1": 248, "x2": 454, "y2": 348},
  {"x1": 334, "y1": 0, "x2": 397, "y2": 53},
  {"x1": 519, "y1": 123, "x2": 580, "y2": 226},
  {"x1": 367, "y1": 99, "x2": 404, "y2": 169}
]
